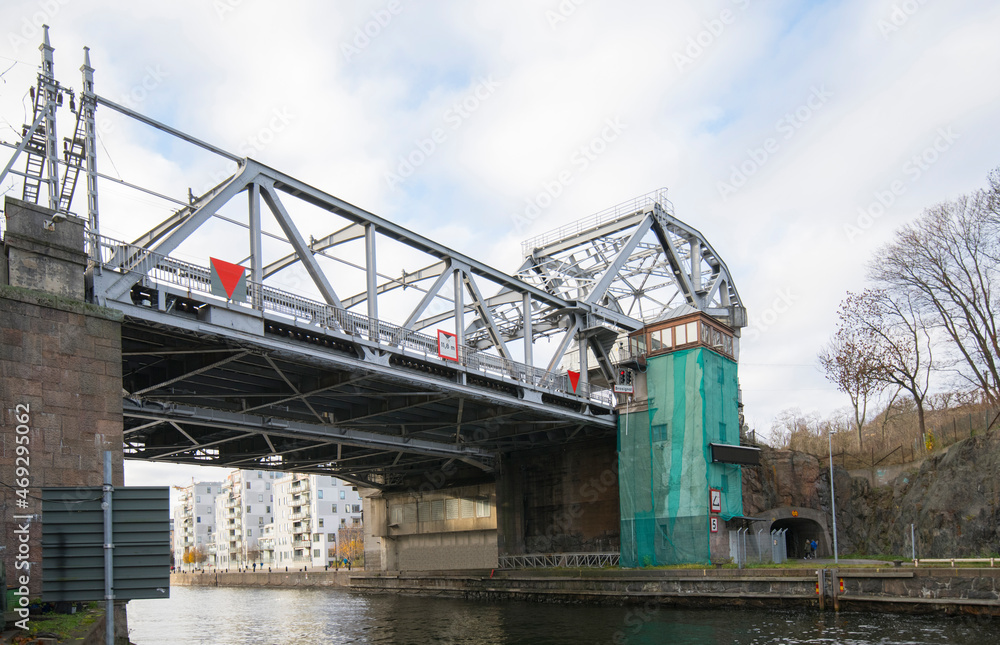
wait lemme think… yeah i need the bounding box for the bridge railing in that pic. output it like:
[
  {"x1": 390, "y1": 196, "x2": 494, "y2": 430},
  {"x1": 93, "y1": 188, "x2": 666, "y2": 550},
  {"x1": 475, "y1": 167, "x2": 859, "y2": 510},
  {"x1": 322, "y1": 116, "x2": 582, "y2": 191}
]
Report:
[
  {"x1": 88, "y1": 234, "x2": 615, "y2": 406},
  {"x1": 498, "y1": 552, "x2": 620, "y2": 569},
  {"x1": 520, "y1": 188, "x2": 672, "y2": 256}
]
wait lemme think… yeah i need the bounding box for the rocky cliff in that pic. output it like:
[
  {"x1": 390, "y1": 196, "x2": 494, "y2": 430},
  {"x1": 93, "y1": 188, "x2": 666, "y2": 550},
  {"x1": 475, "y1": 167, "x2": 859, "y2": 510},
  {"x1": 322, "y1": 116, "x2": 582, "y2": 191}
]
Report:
[{"x1": 742, "y1": 430, "x2": 1000, "y2": 557}]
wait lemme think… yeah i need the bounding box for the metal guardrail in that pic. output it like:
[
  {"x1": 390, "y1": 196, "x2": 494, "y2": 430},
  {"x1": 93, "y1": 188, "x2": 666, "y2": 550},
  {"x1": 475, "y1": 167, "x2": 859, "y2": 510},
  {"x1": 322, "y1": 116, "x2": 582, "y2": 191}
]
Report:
[
  {"x1": 499, "y1": 552, "x2": 620, "y2": 569},
  {"x1": 914, "y1": 558, "x2": 998, "y2": 567},
  {"x1": 89, "y1": 234, "x2": 614, "y2": 406},
  {"x1": 520, "y1": 188, "x2": 672, "y2": 257}
]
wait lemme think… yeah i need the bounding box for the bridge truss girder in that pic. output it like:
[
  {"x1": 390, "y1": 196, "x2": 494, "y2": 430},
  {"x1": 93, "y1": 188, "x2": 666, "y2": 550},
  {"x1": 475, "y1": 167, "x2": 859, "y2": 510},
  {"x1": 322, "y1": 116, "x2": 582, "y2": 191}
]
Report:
[{"x1": 0, "y1": 33, "x2": 745, "y2": 486}]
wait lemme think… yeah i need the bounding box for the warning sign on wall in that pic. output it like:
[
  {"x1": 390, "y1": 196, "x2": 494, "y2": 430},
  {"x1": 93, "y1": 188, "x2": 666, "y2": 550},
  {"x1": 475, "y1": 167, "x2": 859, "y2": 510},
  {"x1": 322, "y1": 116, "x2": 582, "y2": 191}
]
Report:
[
  {"x1": 709, "y1": 488, "x2": 722, "y2": 514},
  {"x1": 437, "y1": 330, "x2": 459, "y2": 362}
]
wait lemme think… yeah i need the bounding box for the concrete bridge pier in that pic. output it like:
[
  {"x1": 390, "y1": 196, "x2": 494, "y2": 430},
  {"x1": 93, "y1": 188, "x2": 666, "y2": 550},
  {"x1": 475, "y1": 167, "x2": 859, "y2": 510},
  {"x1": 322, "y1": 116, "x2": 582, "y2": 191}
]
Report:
[{"x1": 1, "y1": 197, "x2": 126, "y2": 637}]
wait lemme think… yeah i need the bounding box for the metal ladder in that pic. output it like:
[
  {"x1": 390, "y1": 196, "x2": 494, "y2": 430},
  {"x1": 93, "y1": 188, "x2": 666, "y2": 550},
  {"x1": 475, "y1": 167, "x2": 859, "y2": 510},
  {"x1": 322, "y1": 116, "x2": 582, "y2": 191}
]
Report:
[
  {"x1": 57, "y1": 101, "x2": 87, "y2": 214},
  {"x1": 20, "y1": 86, "x2": 49, "y2": 204}
]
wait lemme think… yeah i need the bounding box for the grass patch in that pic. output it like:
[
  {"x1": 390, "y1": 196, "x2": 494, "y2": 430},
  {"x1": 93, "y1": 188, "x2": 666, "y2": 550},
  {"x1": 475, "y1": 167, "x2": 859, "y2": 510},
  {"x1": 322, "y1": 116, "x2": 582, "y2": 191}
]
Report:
[{"x1": 19, "y1": 602, "x2": 102, "y2": 640}]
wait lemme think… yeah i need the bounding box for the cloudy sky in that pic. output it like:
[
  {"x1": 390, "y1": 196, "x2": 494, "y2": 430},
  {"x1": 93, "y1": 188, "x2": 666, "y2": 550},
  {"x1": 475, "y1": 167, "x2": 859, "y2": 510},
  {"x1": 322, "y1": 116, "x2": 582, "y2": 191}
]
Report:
[{"x1": 3, "y1": 0, "x2": 1000, "y2": 490}]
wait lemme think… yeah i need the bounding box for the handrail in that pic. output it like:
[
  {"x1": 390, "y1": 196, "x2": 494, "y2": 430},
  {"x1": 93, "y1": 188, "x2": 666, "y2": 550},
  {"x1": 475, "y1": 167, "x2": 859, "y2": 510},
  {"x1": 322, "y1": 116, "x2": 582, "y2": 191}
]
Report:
[
  {"x1": 88, "y1": 233, "x2": 614, "y2": 406},
  {"x1": 498, "y1": 552, "x2": 620, "y2": 569},
  {"x1": 914, "y1": 558, "x2": 997, "y2": 567},
  {"x1": 520, "y1": 188, "x2": 672, "y2": 257}
]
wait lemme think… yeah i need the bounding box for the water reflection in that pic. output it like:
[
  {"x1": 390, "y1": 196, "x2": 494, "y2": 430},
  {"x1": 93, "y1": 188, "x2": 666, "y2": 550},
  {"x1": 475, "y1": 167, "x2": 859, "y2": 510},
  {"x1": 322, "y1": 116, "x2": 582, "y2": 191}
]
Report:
[{"x1": 126, "y1": 586, "x2": 993, "y2": 644}]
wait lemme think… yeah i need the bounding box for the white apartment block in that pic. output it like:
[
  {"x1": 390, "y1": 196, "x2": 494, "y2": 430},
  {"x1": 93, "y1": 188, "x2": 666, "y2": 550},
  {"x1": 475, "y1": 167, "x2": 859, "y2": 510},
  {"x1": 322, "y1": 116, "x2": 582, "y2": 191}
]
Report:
[
  {"x1": 172, "y1": 480, "x2": 221, "y2": 570},
  {"x1": 273, "y1": 474, "x2": 363, "y2": 568},
  {"x1": 214, "y1": 469, "x2": 280, "y2": 568}
]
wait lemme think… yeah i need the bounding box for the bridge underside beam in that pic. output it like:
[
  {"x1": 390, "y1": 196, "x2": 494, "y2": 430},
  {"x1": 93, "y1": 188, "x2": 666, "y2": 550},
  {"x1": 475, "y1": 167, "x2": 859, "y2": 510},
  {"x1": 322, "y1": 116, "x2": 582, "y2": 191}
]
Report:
[{"x1": 120, "y1": 317, "x2": 615, "y2": 488}]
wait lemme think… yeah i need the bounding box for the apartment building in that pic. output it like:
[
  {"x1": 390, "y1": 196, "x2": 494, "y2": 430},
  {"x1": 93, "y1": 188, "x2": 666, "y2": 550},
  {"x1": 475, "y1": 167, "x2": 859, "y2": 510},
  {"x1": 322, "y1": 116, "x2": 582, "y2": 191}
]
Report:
[
  {"x1": 172, "y1": 480, "x2": 221, "y2": 570},
  {"x1": 214, "y1": 469, "x2": 279, "y2": 568},
  {"x1": 273, "y1": 474, "x2": 363, "y2": 568}
]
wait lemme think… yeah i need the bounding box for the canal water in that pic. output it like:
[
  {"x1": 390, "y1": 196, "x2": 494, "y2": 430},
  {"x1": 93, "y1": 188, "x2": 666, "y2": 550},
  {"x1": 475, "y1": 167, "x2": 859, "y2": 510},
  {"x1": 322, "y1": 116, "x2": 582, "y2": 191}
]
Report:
[{"x1": 127, "y1": 586, "x2": 995, "y2": 644}]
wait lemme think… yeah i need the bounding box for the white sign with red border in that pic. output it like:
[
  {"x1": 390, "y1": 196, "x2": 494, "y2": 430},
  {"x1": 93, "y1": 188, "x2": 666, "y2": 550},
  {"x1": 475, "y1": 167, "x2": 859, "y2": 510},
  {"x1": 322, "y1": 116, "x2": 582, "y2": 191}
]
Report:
[
  {"x1": 437, "y1": 330, "x2": 459, "y2": 362},
  {"x1": 710, "y1": 516, "x2": 719, "y2": 533},
  {"x1": 709, "y1": 488, "x2": 722, "y2": 514}
]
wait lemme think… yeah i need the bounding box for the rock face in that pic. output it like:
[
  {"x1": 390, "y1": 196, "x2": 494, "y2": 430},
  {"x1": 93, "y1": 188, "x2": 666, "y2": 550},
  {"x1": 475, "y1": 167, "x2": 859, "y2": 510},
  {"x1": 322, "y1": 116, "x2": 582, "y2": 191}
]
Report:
[
  {"x1": 844, "y1": 431, "x2": 1000, "y2": 557},
  {"x1": 743, "y1": 431, "x2": 1000, "y2": 558}
]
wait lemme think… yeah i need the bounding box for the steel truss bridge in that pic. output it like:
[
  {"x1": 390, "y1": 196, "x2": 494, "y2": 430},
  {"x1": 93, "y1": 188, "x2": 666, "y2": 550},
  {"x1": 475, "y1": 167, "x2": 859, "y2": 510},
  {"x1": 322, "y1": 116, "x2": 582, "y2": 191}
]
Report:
[{"x1": 0, "y1": 30, "x2": 745, "y2": 489}]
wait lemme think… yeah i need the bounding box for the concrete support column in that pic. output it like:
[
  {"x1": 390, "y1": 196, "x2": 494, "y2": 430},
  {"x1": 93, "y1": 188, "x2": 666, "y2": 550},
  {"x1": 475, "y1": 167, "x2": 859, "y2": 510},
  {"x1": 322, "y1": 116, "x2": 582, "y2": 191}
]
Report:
[{"x1": 1, "y1": 197, "x2": 124, "y2": 602}]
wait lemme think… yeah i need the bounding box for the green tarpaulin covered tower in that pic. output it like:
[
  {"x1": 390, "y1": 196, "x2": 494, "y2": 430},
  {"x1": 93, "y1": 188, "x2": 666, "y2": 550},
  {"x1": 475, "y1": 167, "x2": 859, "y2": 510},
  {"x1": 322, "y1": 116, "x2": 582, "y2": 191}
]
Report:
[{"x1": 618, "y1": 308, "x2": 753, "y2": 566}]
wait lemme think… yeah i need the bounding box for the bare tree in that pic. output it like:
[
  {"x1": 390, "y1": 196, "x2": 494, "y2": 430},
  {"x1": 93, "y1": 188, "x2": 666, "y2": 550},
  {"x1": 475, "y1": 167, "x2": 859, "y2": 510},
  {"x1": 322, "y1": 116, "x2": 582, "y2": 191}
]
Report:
[
  {"x1": 839, "y1": 289, "x2": 934, "y2": 444},
  {"x1": 819, "y1": 323, "x2": 885, "y2": 449},
  {"x1": 871, "y1": 180, "x2": 1000, "y2": 406}
]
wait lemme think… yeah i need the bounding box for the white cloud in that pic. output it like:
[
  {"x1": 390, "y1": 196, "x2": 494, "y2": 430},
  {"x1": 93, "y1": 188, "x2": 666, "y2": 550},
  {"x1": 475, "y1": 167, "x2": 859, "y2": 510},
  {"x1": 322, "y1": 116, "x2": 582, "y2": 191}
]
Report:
[{"x1": 3, "y1": 0, "x2": 1000, "y2": 459}]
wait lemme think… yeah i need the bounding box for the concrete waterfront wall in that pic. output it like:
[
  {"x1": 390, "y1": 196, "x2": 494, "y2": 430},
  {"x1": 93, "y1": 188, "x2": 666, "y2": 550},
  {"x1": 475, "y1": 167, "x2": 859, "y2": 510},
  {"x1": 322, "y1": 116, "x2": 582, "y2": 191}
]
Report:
[
  {"x1": 172, "y1": 565, "x2": 1000, "y2": 617},
  {"x1": 171, "y1": 570, "x2": 353, "y2": 589},
  {"x1": 349, "y1": 567, "x2": 1000, "y2": 616}
]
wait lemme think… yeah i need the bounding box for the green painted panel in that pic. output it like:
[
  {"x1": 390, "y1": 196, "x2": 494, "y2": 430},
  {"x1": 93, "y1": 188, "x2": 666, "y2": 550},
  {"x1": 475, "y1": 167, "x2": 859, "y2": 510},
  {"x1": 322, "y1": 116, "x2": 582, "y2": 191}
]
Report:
[{"x1": 41, "y1": 487, "x2": 170, "y2": 602}]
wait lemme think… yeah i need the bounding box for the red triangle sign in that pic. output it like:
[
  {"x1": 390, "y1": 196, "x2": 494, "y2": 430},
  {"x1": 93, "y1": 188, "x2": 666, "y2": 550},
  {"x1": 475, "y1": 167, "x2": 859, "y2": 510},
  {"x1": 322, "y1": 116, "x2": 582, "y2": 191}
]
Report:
[
  {"x1": 210, "y1": 257, "x2": 246, "y2": 299},
  {"x1": 567, "y1": 370, "x2": 580, "y2": 392}
]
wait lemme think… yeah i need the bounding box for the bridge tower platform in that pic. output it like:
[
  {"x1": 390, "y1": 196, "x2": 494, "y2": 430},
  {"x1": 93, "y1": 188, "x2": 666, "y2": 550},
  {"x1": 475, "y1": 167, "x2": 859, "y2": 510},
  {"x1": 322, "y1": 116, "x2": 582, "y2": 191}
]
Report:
[{"x1": 617, "y1": 308, "x2": 758, "y2": 566}]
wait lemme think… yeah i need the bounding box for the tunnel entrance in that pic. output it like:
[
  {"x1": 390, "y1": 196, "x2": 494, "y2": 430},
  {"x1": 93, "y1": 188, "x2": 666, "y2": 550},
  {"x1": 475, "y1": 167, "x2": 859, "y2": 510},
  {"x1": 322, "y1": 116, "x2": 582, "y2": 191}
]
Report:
[{"x1": 771, "y1": 517, "x2": 826, "y2": 560}]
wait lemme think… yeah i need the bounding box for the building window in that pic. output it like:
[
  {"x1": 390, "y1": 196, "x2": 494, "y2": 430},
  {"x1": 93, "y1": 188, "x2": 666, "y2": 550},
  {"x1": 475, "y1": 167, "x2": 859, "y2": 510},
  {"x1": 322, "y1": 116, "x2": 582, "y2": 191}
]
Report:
[
  {"x1": 327, "y1": 533, "x2": 336, "y2": 541},
  {"x1": 258, "y1": 494, "x2": 264, "y2": 503},
  {"x1": 353, "y1": 517, "x2": 361, "y2": 526},
  {"x1": 331, "y1": 504, "x2": 337, "y2": 513},
  {"x1": 319, "y1": 518, "x2": 324, "y2": 528},
  {"x1": 459, "y1": 498, "x2": 474, "y2": 519},
  {"x1": 246, "y1": 482, "x2": 251, "y2": 489},
  {"x1": 206, "y1": 487, "x2": 211, "y2": 493},
  {"x1": 196, "y1": 495, "x2": 201, "y2": 503},
  {"x1": 475, "y1": 497, "x2": 490, "y2": 518},
  {"x1": 248, "y1": 529, "x2": 252, "y2": 536},
  {"x1": 257, "y1": 471, "x2": 263, "y2": 478},
  {"x1": 266, "y1": 506, "x2": 271, "y2": 514},
  {"x1": 653, "y1": 423, "x2": 669, "y2": 443},
  {"x1": 318, "y1": 490, "x2": 324, "y2": 499},
  {"x1": 340, "y1": 518, "x2": 346, "y2": 526},
  {"x1": 353, "y1": 504, "x2": 362, "y2": 513},
  {"x1": 339, "y1": 491, "x2": 346, "y2": 500},
  {"x1": 197, "y1": 516, "x2": 201, "y2": 523},
  {"x1": 313, "y1": 549, "x2": 321, "y2": 558},
  {"x1": 246, "y1": 506, "x2": 252, "y2": 513},
  {"x1": 265, "y1": 482, "x2": 271, "y2": 490}
]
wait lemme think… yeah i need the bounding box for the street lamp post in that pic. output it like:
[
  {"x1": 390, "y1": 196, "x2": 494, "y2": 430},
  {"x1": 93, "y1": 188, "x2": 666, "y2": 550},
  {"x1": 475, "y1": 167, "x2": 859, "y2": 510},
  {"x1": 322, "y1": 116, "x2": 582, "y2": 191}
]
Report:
[{"x1": 829, "y1": 428, "x2": 839, "y2": 563}]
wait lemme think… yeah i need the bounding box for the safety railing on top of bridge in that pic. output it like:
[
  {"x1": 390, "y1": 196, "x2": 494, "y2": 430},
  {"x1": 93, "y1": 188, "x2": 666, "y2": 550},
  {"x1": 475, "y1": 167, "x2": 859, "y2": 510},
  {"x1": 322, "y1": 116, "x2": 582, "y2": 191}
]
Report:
[
  {"x1": 87, "y1": 233, "x2": 615, "y2": 407},
  {"x1": 498, "y1": 552, "x2": 620, "y2": 569},
  {"x1": 520, "y1": 188, "x2": 673, "y2": 257}
]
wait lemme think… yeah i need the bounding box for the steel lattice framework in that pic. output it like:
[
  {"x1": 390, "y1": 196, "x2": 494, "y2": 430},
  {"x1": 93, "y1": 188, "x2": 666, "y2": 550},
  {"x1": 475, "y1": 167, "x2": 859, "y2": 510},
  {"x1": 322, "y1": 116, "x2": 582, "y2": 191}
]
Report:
[{"x1": 0, "y1": 30, "x2": 745, "y2": 488}]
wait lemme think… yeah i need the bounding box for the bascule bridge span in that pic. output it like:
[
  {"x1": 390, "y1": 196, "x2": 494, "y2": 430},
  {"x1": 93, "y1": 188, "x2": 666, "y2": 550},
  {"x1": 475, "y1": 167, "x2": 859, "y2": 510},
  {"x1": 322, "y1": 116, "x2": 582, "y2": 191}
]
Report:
[{"x1": 0, "y1": 30, "x2": 745, "y2": 571}]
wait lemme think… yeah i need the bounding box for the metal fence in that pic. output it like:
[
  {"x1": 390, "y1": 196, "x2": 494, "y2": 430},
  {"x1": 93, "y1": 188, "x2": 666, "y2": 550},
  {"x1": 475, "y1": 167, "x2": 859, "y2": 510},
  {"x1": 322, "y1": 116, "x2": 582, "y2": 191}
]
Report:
[
  {"x1": 731, "y1": 528, "x2": 780, "y2": 567},
  {"x1": 88, "y1": 233, "x2": 614, "y2": 405},
  {"x1": 499, "y1": 552, "x2": 620, "y2": 569}
]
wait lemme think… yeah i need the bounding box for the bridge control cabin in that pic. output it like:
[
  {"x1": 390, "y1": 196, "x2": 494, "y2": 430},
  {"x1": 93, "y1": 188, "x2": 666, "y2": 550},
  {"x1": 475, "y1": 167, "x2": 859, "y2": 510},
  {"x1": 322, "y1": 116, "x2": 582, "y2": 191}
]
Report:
[
  {"x1": 617, "y1": 308, "x2": 758, "y2": 567},
  {"x1": 626, "y1": 309, "x2": 736, "y2": 364}
]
